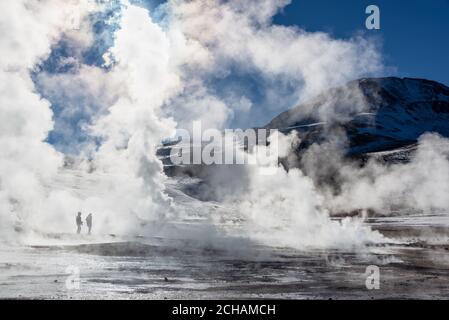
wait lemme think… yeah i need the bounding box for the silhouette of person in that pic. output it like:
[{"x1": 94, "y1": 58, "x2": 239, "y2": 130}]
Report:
[
  {"x1": 76, "y1": 212, "x2": 83, "y2": 234},
  {"x1": 86, "y1": 213, "x2": 93, "y2": 235}
]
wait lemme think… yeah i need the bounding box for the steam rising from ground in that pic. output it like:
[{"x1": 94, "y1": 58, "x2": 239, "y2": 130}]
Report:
[
  {"x1": 0, "y1": 0, "x2": 97, "y2": 242},
  {"x1": 1, "y1": 0, "x2": 448, "y2": 250},
  {"x1": 234, "y1": 133, "x2": 386, "y2": 250},
  {"x1": 330, "y1": 133, "x2": 449, "y2": 214}
]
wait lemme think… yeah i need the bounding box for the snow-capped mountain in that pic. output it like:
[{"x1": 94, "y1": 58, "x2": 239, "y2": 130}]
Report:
[
  {"x1": 265, "y1": 77, "x2": 449, "y2": 155},
  {"x1": 159, "y1": 77, "x2": 449, "y2": 176}
]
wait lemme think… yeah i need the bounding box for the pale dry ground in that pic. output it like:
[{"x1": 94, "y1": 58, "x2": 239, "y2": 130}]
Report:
[{"x1": 1, "y1": 214, "x2": 449, "y2": 300}]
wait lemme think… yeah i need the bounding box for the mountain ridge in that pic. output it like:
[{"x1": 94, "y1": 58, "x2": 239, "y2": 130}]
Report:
[{"x1": 264, "y1": 77, "x2": 449, "y2": 155}]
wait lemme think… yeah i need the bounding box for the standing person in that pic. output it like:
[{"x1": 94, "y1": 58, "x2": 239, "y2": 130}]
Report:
[
  {"x1": 76, "y1": 212, "x2": 83, "y2": 234},
  {"x1": 86, "y1": 213, "x2": 93, "y2": 235}
]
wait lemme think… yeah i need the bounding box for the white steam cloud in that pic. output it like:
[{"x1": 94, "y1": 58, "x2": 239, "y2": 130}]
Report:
[
  {"x1": 2, "y1": 0, "x2": 448, "y2": 251},
  {"x1": 164, "y1": 0, "x2": 383, "y2": 129},
  {"x1": 0, "y1": 0, "x2": 97, "y2": 242},
  {"x1": 330, "y1": 133, "x2": 449, "y2": 214}
]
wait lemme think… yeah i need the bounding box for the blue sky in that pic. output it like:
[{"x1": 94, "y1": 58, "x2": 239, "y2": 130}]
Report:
[
  {"x1": 141, "y1": 0, "x2": 449, "y2": 85},
  {"x1": 274, "y1": 0, "x2": 449, "y2": 86}
]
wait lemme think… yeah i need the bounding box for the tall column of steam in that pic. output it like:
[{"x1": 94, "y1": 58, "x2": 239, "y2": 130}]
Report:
[
  {"x1": 0, "y1": 0, "x2": 93, "y2": 242},
  {"x1": 87, "y1": 3, "x2": 181, "y2": 234}
]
